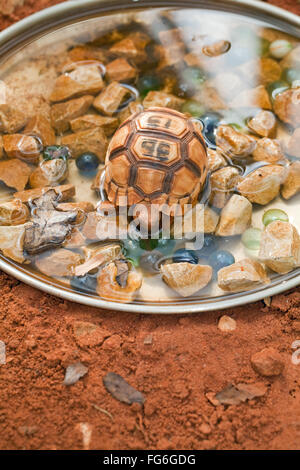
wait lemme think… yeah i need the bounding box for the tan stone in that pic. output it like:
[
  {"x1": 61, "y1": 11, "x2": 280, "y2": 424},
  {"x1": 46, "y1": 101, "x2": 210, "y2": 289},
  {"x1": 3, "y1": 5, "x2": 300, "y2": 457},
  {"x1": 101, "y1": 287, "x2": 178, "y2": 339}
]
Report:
[
  {"x1": 118, "y1": 100, "x2": 143, "y2": 123},
  {"x1": 0, "y1": 159, "x2": 31, "y2": 191},
  {"x1": 281, "y1": 161, "x2": 300, "y2": 200},
  {"x1": 259, "y1": 220, "x2": 300, "y2": 274},
  {"x1": 158, "y1": 28, "x2": 185, "y2": 67},
  {"x1": 216, "y1": 195, "x2": 252, "y2": 237},
  {"x1": 81, "y1": 211, "x2": 102, "y2": 240},
  {"x1": 207, "y1": 148, "x2": 227, "y2": 172},
  {"x1": 0, "y1": 199, "x2": 29, "y2": 226},
  {"x1": 63, "y1": 227, "x2": 86, "y2": 249},
  {"x1": 2, "y1": 60, "x2": 56, "y2": 122},
  {"x1": 252, "y1": 138, "x2": 285, "y2": 163},
  {"x1": 50, "y1": 95, "x2": 94, "y2": 133},
  {"x1": 67, "y1": 45, "x2": 110, "y2": 64},
  {"x1": 35, "y1": 248, "x2": 82, "y2": 277},
  {"x1": 3, "y1": 134, "x2": 40, "y2": 164},
  {"x1": 251, "y1": 347, "x2": 284, "y2": 377},
  {"x1": 143, "y1": 91, "x2": 184, "y2": 111},
  {"x1": 109, "y1": 32, "x2": 149, "y2": 65},
  {"x1": 203, "y1": 207, "x2": 220, "y2": 234},
  {"x1": 24, "y1": 114, "x2": 56, "y2": 147},
  {"x1": 159, "y1": 28, "x2": 184, "y2": 48},
  {"x1": 61, "y1": 127, "x2": 107, "y2": 161},
  {"x1": 230, "y1": 85, "x2": 272, "y2": 110},
  {"x1": 217, "y1": 258, "x2": 269, "y2": 292},
  {"x1": 173, "y1": 204, "x2": 219, "y2": 238},
  {"x1": 93, "y1": 81, "x2": 130, "y2": 116},
  {"x1": 273, "y1": 87, "x2": 300, "y2": 127},
  {"x1": 159, "y1": 43, "x2": 185, "y2": 68},
  {"x1": 237, "y1": 165, "x2": 286, "y2": 205},
  {"x1": 161, "y1": 262, "x2": 212, "y2": 297},
  {"x1": 216, "y1": 125, "x2": 256, "y2": 158},
  {"x1": 0, "y1": 104, "x2": 28, "y2": 134},
  {"x1": 58, "y1": 201, "x2": 94, "y2": 214},
  {"x1": 29, "y1": 159, "x2": 68, "y2": 189},
  {"x1": 70, "y1": 114, "x2": 119, "y2": 136},
  {"x1": 14, "y1": 184, "x2": 75, "y2": 203},
  {"x1": 50, "y1": 65, "x2": 104, "y2": 102},
  {"x1": 209, "y1": 166, "x2": 241, "y2": 209},
  {"x1": 286, "y1": 128, "x2": 300, "y2": 157},
  {"x1": 0, "y1": 224, "x2": 27, "y2": 263},
  {"x1": 97, "y1": 261, "x2": 142, "y2": 303},
  {"x1": 75, "y1": 243, "x2": 122, "y2": 276},
  {"x1": 247, "y1": 110, "x2": 277, "y2": 138},
  {"x1": 106, "y1": 58, "x2": 137, "y2": 82}
]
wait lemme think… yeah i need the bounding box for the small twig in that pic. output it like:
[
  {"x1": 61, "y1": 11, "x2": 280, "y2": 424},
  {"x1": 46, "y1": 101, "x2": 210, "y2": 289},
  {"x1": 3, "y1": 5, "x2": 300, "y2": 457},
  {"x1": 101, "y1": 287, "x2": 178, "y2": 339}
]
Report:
[{"x1": 91, "y1": 404, "x2": 114, "y2": 420}]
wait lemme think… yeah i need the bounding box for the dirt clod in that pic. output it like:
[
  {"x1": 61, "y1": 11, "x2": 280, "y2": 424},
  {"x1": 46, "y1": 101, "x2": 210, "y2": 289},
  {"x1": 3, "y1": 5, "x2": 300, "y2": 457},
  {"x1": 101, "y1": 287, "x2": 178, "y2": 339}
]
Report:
[{"x1": 251, "y1": 348, "x2": 284, "y2": 377}]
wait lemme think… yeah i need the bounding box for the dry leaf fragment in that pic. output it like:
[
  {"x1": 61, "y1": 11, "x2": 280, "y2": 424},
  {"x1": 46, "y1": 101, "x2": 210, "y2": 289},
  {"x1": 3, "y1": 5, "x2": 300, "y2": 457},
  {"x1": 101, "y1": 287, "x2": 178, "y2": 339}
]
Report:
[
  {"x1": 103, "y1": 372, "x2": 145, "y2": 405},
  {"x1": 214, "y1": 382, "x2": 267, "y2": 405}
]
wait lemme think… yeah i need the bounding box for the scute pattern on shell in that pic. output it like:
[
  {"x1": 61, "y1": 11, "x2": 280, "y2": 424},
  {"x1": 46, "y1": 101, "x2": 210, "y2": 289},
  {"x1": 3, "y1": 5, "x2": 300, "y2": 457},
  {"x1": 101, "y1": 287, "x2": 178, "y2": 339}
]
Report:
[{"x1": 104, "y1": 107, "x2": 207, "y2": 207}]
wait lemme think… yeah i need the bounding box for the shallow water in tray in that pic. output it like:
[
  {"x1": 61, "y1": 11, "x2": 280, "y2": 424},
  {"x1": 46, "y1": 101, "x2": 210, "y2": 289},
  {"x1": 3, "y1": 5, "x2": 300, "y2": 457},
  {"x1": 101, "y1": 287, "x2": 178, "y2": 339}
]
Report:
[{"x1": 0, "y1": 6, "x2": 299, "y2": 305}]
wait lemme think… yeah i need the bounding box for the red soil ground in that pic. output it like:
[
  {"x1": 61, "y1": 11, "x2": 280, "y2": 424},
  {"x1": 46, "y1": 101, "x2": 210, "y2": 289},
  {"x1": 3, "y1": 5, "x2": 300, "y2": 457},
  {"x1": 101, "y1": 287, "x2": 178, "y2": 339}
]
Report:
[{"x1": 0, "y1": 0, "x2": 299, "y2": 451}]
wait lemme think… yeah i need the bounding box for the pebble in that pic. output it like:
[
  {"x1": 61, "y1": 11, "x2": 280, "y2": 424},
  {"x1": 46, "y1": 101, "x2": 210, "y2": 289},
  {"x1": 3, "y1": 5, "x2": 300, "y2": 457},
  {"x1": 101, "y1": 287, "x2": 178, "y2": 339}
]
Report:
[
  {"x1": 218, "y1": 315, "x2": 236, "y2": 332},
  {"x1": 63, "y1": 362, "x2": 88, "y2": 386},
  {"x1": 250, "y1": 347, "x2": 284, "y2": 377}
]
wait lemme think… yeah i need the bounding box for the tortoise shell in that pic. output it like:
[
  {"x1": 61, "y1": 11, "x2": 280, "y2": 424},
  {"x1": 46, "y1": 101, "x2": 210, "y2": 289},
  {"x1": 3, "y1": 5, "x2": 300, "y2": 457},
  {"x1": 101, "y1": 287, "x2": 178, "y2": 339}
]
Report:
[{"x1": 104, "y1": 107, "x2": 207, "y2": 207}]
